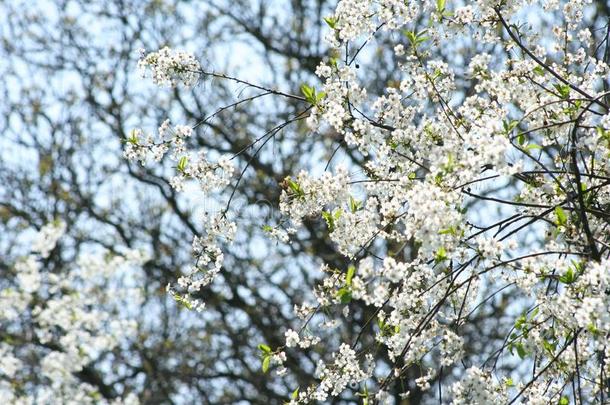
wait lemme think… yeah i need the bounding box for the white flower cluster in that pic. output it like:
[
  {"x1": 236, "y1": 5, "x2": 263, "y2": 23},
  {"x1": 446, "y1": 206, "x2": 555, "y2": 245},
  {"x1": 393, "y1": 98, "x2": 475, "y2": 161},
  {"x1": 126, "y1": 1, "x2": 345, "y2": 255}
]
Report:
[
  {"x1": 329, "y1": 0, "x2": 418, "y2": 43},
  {"x1": 284, "y1": 328, "x2": 320, "y2": 349},
  {"x1": 0, "y1": 223, "x2": 145, "y2": 404},
  {"x1": 123, "y1": 120, "x2": 234, "y2": 193},
  {"x1": 168, "y1": 212, "x2": 236, "y2": 310},
  {"x1": 279, "y1": 165, "x2": 350, "y2": 223},
  {"x1": 170, "y1": 153, "x2": 234, "y2": 193},
  {"x1": 328, "y1": 200, "x2": 380, "y2": 258},
  {"x1": 31, "y1": 221, "x2": 66, "y2": 258},
  {"x1": 450, "y1": 367, "x2": 507, "y2": 404},
  {"x1": 308, "y1": 66, "x2": 368, "y2": 131},
  {"x1": 138, "y1": 47, "x2": 200, "y2": 87},
  {"x1": 123, "y1": 119, "x2": 191, "y2": 165},
  {"x1": 303, "y1": 344, "x2": 373, "y2": 401}
]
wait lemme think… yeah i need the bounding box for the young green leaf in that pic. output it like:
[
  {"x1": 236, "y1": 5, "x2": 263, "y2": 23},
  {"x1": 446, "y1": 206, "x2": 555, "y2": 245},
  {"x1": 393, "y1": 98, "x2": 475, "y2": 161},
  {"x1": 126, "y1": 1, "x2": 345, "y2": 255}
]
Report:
[
  {"x1": 553, "y1": 83, "x2": 570, "y2": 99},
  {"x1": 434, "y1": 246, "x2": 447, "y2": 263},
  {"x1": 525, "y1": 143, "x2": 542, "y2": 151},
  {"x1": 336, "y1": 287, "x2": 352, "y2": 304},
  {"x1": 262, "y1": 355, "x2": 271, "y2": 373},
  {"x1": 286, "y1": 178, "x2": 305, "y2": 199},
  {"x1": 258, "y1": 343, "x2": 271, "y2": 354},
  {"x1": 323, "y1": 16, "x2": 337, "y2": 29},
  {"x1": 346, "y1": 265, "x2": 356, "y2": 286},
  {"x1": 291, "y1": 387, "x2": 299, "y2": 400},
  {"x1": 177, "y1": 156, "x2": 188, "y2": 173},
  {"x1": 515, "y1": 342, "x2": 527, "y2": 359},
  {"x1": 322, "y1": 211, "x2": 335, "y2": 232},
  {"x1": 300, "y1": 84, "x2": 315, "y2": 104},
  {"x1": 315, "y1": 91, "x2": 326, "y2": 103},
  {"x1": 127, "y1": 129, "x2": 140, "y2": 145},
  {"x1": 559, "y1": 267, "x2": 575, "y2": 284},
  {"x1": 349, "y1": 196, "x2": 361, "y2": 213},
  {"x1": 554, "y1": 206, "x2": 567, "y2": 226},
  {"x1": 436, "y1": 0, "x2": 446, "y2": 13},
  {"x1": 438, "y1": 226, "x2": 457, "y2": 236},
  {"x1": 532, "y1": 66, "x2": 545, "y2": 76}
]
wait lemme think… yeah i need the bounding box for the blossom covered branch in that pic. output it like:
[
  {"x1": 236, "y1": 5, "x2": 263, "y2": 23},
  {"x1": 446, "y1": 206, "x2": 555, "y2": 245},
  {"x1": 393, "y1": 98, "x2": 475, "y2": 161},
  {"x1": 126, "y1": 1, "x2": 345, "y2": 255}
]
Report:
[{"x1": 131, "y1": 0, "x2": 610, "y2": 403}]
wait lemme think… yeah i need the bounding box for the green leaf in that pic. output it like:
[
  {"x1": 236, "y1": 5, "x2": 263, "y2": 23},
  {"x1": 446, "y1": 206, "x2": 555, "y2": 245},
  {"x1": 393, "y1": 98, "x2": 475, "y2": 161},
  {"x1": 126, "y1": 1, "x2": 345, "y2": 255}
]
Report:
[
  {"x1": 349, "y1": 196, "x2": 362, "y2": 213},
  {"x1": 515, "y1": 314, "x2": 527, "y2": 330},
  {"x1": 405, "y1": 29, "x2": 429, "y2": 48},
  {"x1": 300, "y1": 84, "x2": 315, "y2": 104},
  {"x1": 434, "y1": 172, "x2": 444, "y2": 185},
  {"x1": 543, "y1": 339, "x2": 557, "y2": 354},
  {"x1": 258, "y1": 344, "x2": 271, "y2": 354},
  {"x1": 300, "y1": 84, "x2": 325, "y2": 105},
  {"x1": 262, "y1": 355, "x2": 271, "y2": 373},
  {"x1": 322, "y1": 209, "x2": 342, "y2": 232},
  {"x1": 532, "y1": 66, "x2": 545, "y2": 76},
  {"x1": 322, "y1": 211, "x2": 335, "y2": 232},
  {"x1": 346, "y1": 265, "x2": 356, "y2": 286},
  {"x1": 127, "y1": 129, "x2": 139, "y2": 145},
  {"x1": 515, "y1": 342, "x2": 527, "y2": 359},
  {"x1": 334, "y1": 208, "x2": 342, "y2": 221},
  {"x1": 553, "y1": 83, "x2": 570, "y2": 100},
  {"x1": 171, "y1": 293, "x2": 193, "y2": 310},
  {"x1": 177, "y1": 156, "x2": 188, "y2": 173},
  {"x1": 517, "y1": 132, "x2": 525, "y2": 146},
  {"x1": 597, "y1": 126, "x2": 610, "y2": 147},
  {"x1": 405, "y1": 30, "x2": 417, "y2": 45},
  {"x1": 438, "y1": 226, "x2": 457, "y2": 236},
  {"x1": 291, "y1": 387, "x2": 299, "y2": 400},
  {"x1": 530, "y1": 307, "x2": 539, "y2": 319},
  {"x1": 559, "y1": 267, "x2": 575, "y2": 284},
  {"x1": 503, "y1": 119, "x2": 519, "y2": 134},
  {"x1": 377, "y1": 318, "x2": 399, "y2": 337},
  {"x1": 554, "y1": 206, "x2": 567, "y2": 226},
  {"x1": 434, "y1": 246, "x2": 448, "y2": 263},
  {"x1": 286, "y1": 178, "x2": 305, "y2": 199},
  {"x1": 558, "y1": 396, "x2": 569, "y2": 405},
  {"x1": 337, "y1": 287, "x2": 352, "y2": 304},
  {"x1": 436, "y1": 0, "x2": 446, "y2": 13},
  {"x1": 525, "y1": 143, "x2": 542, "y2": 151},
  {"x1": 300, "y1": 84, "x2": 314, "y2": 98},
  {"x1": 323, "y1": 16, "x2": 337, "y2": 29}
]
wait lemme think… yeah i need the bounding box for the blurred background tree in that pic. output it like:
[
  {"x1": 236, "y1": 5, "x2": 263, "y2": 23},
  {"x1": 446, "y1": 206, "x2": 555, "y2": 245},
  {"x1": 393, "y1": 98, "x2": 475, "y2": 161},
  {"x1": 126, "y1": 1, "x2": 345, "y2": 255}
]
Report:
[{"x1": 1, "y1": 0, "x2": 609, "y2": 404}]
